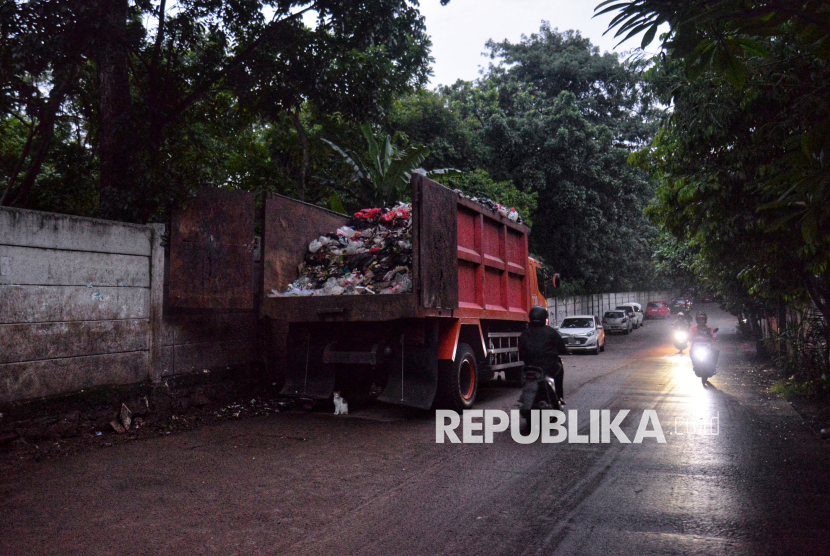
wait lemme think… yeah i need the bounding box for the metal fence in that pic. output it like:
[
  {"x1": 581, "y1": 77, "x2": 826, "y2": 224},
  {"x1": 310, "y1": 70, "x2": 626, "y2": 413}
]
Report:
[{"x1": 546, "y1": 290, "x2": 674, "y2": 326}]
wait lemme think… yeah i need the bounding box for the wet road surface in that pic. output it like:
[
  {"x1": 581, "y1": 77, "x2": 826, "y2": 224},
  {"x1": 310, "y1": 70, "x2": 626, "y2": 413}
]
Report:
[{"x1": 2, "y1": 304, "x2": 829, "y2": 555}]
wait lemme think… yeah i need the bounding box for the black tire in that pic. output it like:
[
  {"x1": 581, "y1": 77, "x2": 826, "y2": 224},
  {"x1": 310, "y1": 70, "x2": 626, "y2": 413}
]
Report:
[
  {"x1": 592, "y1": 342, "x2": 600, "y2": 355},
  {"x1": 600, "y1": 340, "x2": 606, "y2": 352},
  {"x1": 437, "y1": 343, "x2": 479, "y2": 411},
  {"x1": 625, "y1": 326, "x2": 630, "y2": 335}
]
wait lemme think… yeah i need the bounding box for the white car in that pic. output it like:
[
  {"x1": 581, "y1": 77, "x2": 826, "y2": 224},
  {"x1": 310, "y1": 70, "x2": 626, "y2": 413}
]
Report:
[
  {"x1": 556, "y1": 315, "x2": 606, "y2": 355},
  {"x1": 616, "y1": 303, "x2": 644, "y2": 329},
  {"x1": 602, "y1": 310, "x2": 632, "y2": 334}
]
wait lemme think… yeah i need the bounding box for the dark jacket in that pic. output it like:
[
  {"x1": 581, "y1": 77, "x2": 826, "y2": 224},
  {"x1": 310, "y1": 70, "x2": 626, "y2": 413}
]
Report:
[{"x1": 519, "y1": 324, "x2": 568, "y2": 376}]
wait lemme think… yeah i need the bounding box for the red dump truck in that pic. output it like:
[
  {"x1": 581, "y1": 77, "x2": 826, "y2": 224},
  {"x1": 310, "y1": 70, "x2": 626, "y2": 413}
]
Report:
[{"x1": 261, "y1": 175, "x2": 550, "y2": 411}]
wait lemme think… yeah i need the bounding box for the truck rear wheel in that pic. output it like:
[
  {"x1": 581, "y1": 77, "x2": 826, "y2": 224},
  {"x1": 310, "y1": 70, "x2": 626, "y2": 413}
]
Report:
[{"x1": 437, "y1": 343, "x2": 479, "y2": 411}]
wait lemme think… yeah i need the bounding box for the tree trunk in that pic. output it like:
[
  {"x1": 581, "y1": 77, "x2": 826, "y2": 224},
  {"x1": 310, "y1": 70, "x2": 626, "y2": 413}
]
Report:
[
  {"x1": 4, "y1": 64, "x2": 78, "y2": 207},
  {"x1": 96, "y1": 0, "x2": 136, "y2": 222}
]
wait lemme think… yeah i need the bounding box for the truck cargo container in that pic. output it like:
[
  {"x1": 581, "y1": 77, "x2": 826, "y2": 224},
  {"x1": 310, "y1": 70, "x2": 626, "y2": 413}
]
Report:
[{"x1": 261, "y1": 175, "x2": 549, "y2": 411}]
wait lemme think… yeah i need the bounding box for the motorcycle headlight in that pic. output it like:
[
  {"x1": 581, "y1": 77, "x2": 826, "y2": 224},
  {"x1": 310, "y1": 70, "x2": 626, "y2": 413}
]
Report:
[{"x1": 674, "y1": 331, "x2": 687, "y2": 341}]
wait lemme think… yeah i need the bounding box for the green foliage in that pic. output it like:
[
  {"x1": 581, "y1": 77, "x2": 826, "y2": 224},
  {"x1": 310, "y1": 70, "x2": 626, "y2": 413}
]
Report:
[
  {"x1": 386, "y1": 89, "x2": 485, "y2": 171},
  {"x1": 324, "y1": 123, "x2": 430, "y2": 207},
  {"x1": 419, "y1": 25, "x2": 663, "y2": 294},
  {"x1": 768, "y1": 307, "x2": 829, "y2": 383},
  {"x1": 600, "y1": 0, "x2": 830, "y2": 322},
  {"x1": 0, "y1": 1, "x2": 432, "y2": 222},
  {"x1": 445, "y1": 169, "x2": 537, "y2": 227}
]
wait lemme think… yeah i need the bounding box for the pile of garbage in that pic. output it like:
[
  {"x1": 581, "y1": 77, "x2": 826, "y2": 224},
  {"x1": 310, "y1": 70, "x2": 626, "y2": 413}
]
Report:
[
  {"x1": 270, "y1": 202, "x2": 414, "y2": 297},
  {"x1": 454, "y1": 190, "x2": 523, "y2": 224},
  {"x1": 269, "y1": 193, "x2": 524, "y2": 298}
]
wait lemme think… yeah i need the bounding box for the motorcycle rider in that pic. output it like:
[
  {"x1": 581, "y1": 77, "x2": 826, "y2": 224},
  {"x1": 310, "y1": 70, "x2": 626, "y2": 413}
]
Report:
[
  {"x1": 690, "y1": 311, "x2": 720, "y2": 380},
  {"x1": 519, "y1": 306, "x2": 569, "y2": 404},
  {"x1": 671, "y1": 312, "x2": 690, "y2": 353}
]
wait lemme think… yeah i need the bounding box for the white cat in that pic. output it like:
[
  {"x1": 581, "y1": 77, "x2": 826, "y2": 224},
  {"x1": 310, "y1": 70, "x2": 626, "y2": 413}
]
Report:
[{"x1": 333, "y1": 392, "x2": 349, "y2": 415}]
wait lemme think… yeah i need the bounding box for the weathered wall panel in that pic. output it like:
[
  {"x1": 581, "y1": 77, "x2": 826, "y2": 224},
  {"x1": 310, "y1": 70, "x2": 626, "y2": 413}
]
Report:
[
  {"x1": 0, "y1": 204, "x2": 264, "y2": 405},
  {"x1": 0, "y1": 207, "x2": 152, "y2": 255},
  {"x1": 0, "y1": 351, "x2": 149, "y2": 403},
  {"x1": 0, "y1": 245, "x2": 150, "y2": 287},
  {"x1": 0, "y1": 285, "x2": 150, "y2": 324},
  {"x1": 0, "y1": 320, "x2": 149, "y2": 364}
]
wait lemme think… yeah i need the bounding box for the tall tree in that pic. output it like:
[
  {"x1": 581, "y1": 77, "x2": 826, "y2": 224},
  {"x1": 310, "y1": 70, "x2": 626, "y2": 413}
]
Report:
[
  {"x1": 426, "y1": 24, "x2": 663, "y2": 293},
  {"x1": 600, "y1": 0, "x2": 830, "y2": 324},
  {"x1": 0, "y1": 0, "x2": 432, "y2": 222}
]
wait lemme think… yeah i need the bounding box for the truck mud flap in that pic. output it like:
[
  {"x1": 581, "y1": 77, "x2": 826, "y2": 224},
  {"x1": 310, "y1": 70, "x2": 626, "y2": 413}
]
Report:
[
  {"x1": 280, "y1": 335, "x2": 335, "y2": 399},
  {"x1": 377, "y1": 322, "x2": 439, "y2": 410}
]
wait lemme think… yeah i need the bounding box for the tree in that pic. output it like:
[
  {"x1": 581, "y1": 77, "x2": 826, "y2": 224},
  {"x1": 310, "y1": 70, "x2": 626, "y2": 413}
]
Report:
[
  {"x1": 0, "y1": 0, "x2": 432, "y2": 222},
  {"x1": 600, "y1": 0, "x2": 830, "y2": 325},
  {"x1": 385, "y1": 89, "x2": 486, "y2": 172},
  {"x1": 431, "y1": 25, "x2": 663, "y2": 293}
]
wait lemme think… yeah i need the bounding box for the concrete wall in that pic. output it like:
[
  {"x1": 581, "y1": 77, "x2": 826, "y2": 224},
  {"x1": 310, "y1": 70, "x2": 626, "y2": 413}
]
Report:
[
  {"x1": 0, "y1": 207, "x2": 262, "y2": 404},
  {"x1": 547, "y1": 290, "x2": 674, "y2": 325}
]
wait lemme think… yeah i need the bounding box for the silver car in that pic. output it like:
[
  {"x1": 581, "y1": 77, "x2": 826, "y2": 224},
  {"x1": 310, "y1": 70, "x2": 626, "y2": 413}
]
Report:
[
  {"x1": 557, "y1": 315, "x2": 606, "y2": 354},
  {"x1": 603, "y1": 310, "x2": 632, "y2": 335}
]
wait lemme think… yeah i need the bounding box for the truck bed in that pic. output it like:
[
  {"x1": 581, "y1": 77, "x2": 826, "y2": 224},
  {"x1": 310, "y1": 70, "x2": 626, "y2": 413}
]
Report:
[{"x1": 260, "y1": 176, "x2": 531, "y2": 323}]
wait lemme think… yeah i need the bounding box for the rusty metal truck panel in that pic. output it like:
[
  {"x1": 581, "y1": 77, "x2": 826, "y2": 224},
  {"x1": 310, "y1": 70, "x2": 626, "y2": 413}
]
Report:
[
  {"x1": 414, "y1": 175, "x2": 458, "y2": 310},
  {"x1": 263, "y1": 193, "x2": 350, "y2": 296},
  {"x1": 169, "y1": 189, "x2": 256, "y2": 309}
]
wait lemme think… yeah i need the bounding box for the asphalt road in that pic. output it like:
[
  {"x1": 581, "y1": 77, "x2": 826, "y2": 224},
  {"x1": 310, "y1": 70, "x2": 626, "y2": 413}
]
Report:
[{"x1": 2, "y1": 304, "x2": 830, "y2": 555}]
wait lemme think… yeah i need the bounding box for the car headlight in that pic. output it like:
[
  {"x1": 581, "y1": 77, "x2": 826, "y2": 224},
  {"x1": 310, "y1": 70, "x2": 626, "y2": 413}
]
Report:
[{"x1": 586, "y1": 330, "x2": 595, "y2": 337}]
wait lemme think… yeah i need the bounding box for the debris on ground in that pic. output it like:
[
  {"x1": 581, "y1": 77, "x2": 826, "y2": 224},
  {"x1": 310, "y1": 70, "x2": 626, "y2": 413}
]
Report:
[
  {"x1": 110, "y1": 403, "x2": 133, "y2": 434},
  {"x1": 213, "y1": 399, "x2": 282, "y2": 420},
  {"x1": 270, "y1": 202, "x2": 413, "y2": 297}
]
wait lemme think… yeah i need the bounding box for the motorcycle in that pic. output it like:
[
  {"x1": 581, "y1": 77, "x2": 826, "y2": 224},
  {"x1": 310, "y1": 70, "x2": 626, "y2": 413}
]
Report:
[
  {"x1": 518, "y1": 365, "x2": 561, "y2": 435},
  {"x1": 672, "y1": 329, "x2": 689, "y2": 353},
  {"x1": 689, "y1": 327, "x2": 719, "y2": 385}
]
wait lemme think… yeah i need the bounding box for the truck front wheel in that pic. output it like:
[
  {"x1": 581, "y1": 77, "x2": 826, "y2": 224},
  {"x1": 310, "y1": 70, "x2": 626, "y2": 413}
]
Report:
[{"x1": 437, "y1": 343, "x2": 479, "y2": 411}]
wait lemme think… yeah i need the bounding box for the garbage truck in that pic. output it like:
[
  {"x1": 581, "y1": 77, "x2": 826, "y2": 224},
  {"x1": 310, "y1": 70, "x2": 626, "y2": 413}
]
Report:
[{"x1": 260, "y1": 175, "x2": 551, "y2": 411}]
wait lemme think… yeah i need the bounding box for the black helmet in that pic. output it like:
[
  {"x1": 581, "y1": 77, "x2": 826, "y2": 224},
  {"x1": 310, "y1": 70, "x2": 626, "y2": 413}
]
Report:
[
  {"x1": 529, "y1": 306, "x2": 548, "y2": 325},
  {"x1": 696, "y1": 311, "x2": 707, "y2": 324}
]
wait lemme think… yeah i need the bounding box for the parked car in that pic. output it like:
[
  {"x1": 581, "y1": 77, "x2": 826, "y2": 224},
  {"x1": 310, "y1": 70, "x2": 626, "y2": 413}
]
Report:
[
  {"x1": 556, "y1": 315, "x2": 606, "y2": 354},
  {"x1": 616, "y1": 303, "x2": 644, "y2": 329},
  {"x1": 602, "y1": 310, "x2": 632, "y2": 335},
  {"x1": 645, "y1": 301, "x2": 670, "y2": 319}
]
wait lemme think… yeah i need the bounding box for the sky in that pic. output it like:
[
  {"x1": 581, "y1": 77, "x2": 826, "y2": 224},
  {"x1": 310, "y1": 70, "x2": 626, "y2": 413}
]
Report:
[{"x1": 415, "y1": 0, "x2": 646, "y2": 87}]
